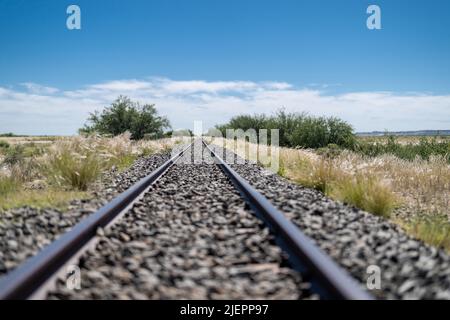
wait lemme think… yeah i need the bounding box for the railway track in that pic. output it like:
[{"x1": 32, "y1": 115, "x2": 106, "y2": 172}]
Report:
[{"x1": 0, "y1": 139, "x2": 373, "y2": 300}]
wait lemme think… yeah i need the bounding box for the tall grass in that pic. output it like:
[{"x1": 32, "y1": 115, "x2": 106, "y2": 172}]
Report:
[
  {"x1": 284, "y1": 154, "x2": 397, "y2": 217},
  {"x1": 289, "y1": 158, "x2": 339, "y2": 194},
  {"x1": 0, "y1": 134, "x2": 181, "y2": 210},
  {"x1": 407, "y1": 214, "x2": 450, "y2": 250},
  {"x1": 329, "y1": 174, "x2": 397, "y2": 218},
  {"x1": 0, "y1": 175, "x2": 20, "y2": 196},
  {"x1": 47, "y1": 148, "x2": 103, "y2": 191},
  {"x1": 216, "y1": 137, "x2": 450, "y2": 251}
]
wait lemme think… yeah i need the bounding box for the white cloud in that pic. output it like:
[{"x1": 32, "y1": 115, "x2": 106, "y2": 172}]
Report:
[
  {"x1": 20, "y1": 82, "x2": 59, "y2": 95},
  {"x1": 0, "y1": 77, "x2": 449, "y2": 135},
  {"x1": 90, "y1": 80, "x2": 152, "y2": 91}
]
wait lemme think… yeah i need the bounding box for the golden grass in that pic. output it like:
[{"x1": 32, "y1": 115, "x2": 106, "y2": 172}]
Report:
[
  {"x1": 404, "y1": 214, "x2": 450, "y2": 250},
  {"x1": 0, "y1": 133, "x2": 181, "y2": 211},
  {"x1": 0, "y1": 189, "x2": 88, "y2": 211},
  {"x1": 329, "y1": 174, "x2": 397, "y2": 218},
  {"x1": 213, "y1": 137, "x2": 450, "y2": 251}
]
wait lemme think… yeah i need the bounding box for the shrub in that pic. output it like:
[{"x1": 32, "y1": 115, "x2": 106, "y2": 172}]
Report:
[
  {"x1": 80, "y1": 96, "x2": 171, "y2": 140},
  {"x1": 0, "y1": 133, "x2": 15, "y2": 137},
  {"x1": 215, "y1": 110, "x2": 356, "y2": 149}
]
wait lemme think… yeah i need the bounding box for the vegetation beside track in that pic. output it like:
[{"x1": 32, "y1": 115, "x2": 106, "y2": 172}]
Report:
[{"x1": 0, "y1": 134, "x2": 180, "y2": 211}]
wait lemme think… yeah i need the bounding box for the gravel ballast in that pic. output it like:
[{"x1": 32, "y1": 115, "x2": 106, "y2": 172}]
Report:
[
  {"x1": 0, "y1": 153, "x2": 170, "y2": 277},
  {"x1": 210, "y1": 145, "x2": 450, "y2": 300},
  {"x1": 46, "y1": 142, "x2": 313, "y2": 299},
  {"x1": 1, "y1": 141, "x2": 449, "y2": 300}
]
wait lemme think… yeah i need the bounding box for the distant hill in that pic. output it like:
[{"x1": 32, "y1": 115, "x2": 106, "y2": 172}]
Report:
[{"x1": 357, "y1": 130, "x2": 450, "y2": 137}]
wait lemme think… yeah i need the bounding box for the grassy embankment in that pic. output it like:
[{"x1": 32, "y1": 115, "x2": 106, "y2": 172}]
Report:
[
  {"x1": 213, "y1": 112, "x2": 450, "y2": 252},
  {"x1": 0, "y1": 134, "x2": 181, "y2": 211}
]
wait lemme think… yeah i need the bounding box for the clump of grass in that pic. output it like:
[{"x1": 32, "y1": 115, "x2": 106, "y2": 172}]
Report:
[
  {"x1": 0, "y1": 175, "x2": 20, "y2": 196},
  {"x1": 291, "y1": 158, "x2": 339, "y2": 193},
  {"x1": 139, "y1": 146, "x2": 156, "y2": 158},
  {"x1": 329, "y1": 174, "x2": 398, "y2": 218},
  {"x1": 46, "y1": 147, "x2": 103, "y2": 191},
  {"x1": 406, "y1": 214, "x2": 450, "y2": 251}
]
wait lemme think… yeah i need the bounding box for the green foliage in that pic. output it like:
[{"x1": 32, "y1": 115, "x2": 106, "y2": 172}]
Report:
[
  {"x1": 111, "y1": 154, "x2": 137, "y2": 172},
  {"x1": 2, "y1": 145, "x2": 25, "y2": 166},
  {"x1": 215, "y1": 110, "x2": 356, "y2": 149},
  {"x1": 354, "y1": 135, "x2": 450, "y2": 163},
  {"x1": 0, "y1": 140, "x2": 10, "y2": 149},
  {"x1": 80, "y1": 96, "x2": 171, "y2": 140},
  {"x1": 0, "y1": 133, "x2": 15, "y2": 137}
]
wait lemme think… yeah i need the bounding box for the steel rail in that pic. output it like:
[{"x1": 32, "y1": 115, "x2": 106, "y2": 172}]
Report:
[
  {"x1": 203, "y1": 139, "x2": 374, "y2": 300},
  {"x1": 0, "y1": 142, "x2": 193, "y2": 300}
]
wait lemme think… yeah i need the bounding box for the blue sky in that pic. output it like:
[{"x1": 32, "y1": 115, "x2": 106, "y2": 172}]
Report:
[{"x1": 0, "y1": 0, "x2": 449, "y2": 134}]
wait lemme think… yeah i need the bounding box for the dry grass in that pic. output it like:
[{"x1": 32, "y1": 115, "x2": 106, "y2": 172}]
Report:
[
  {"x1": 279, "y1": 149, "x2": 397, "y2": 218},
  {"x1": 0, "y1": 189, "x2": 88, "y2": 211},
  {"x1": 404, "y1": 214, "x2": 450, "y2": 250},
  {"x1": 0, "y1": 133, "x2": 181, "y2": 211},
  {"x1": 213, "y1": 137, "x2": 450, "y2": 251}
]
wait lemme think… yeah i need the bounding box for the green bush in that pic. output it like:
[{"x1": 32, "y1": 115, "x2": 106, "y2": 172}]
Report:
[
  {"x1": 215, "y1": 110, "x2": 356, "y2": 149},
  {"x1": 0, "y1": 140, "x2": 10, "y2": 149},
  {"x1": 80, "y1": 96, "x2": 171, "y2": 140},
  {"x1": 354, "y1": 135, "x2": 450, "y2": 163}
]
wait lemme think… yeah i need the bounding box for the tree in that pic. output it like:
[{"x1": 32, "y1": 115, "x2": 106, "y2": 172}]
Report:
[{"x1": 79, "y1": 96, "x2": 171, "y2": 140}]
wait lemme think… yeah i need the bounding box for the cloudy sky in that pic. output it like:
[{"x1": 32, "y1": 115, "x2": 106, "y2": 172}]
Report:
[{"x1": 1, "y1": 1, "x2": 449, "y2": 135}]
